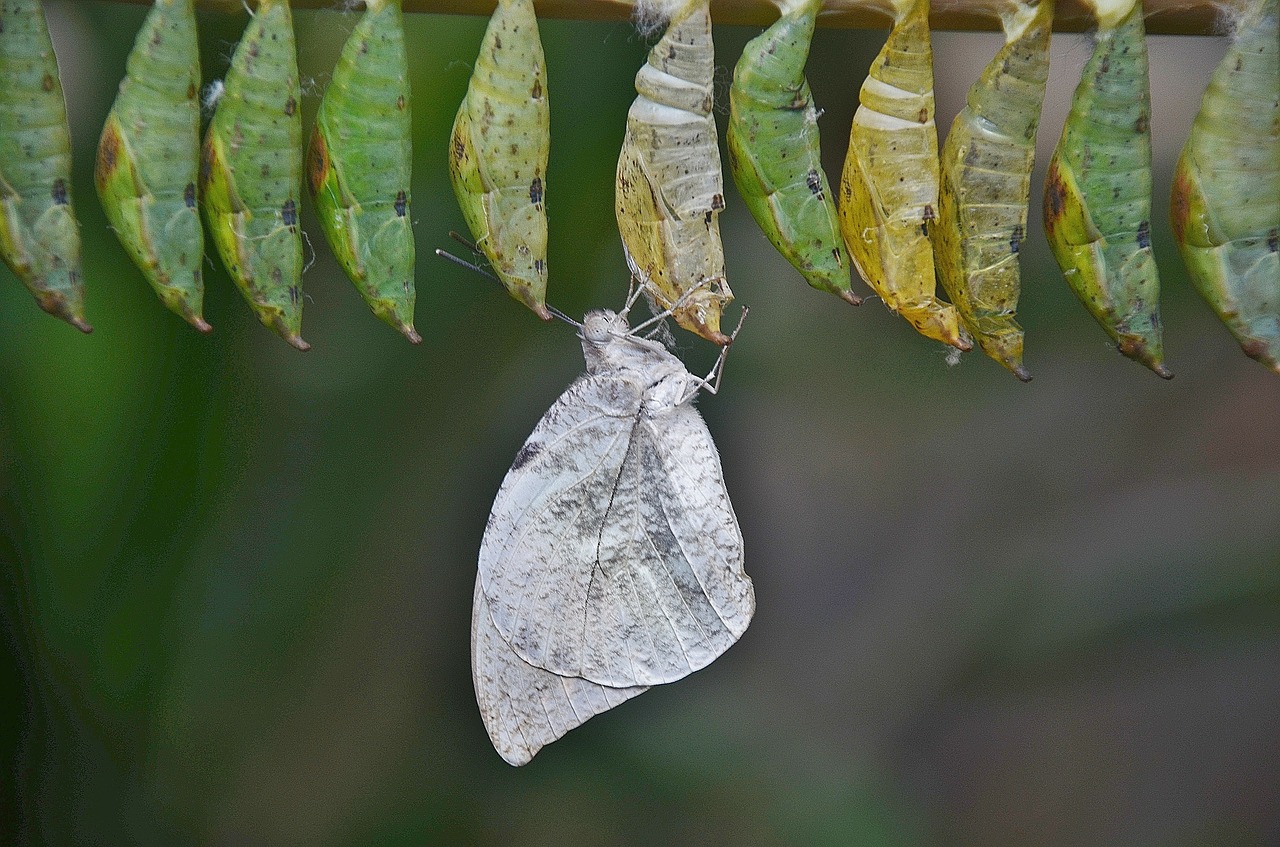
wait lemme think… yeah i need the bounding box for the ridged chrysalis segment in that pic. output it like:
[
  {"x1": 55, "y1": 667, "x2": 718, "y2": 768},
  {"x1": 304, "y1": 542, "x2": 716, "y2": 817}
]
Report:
[
  {"x1": 726, "y1": 0, "x2": 857, "y2": 305},
  {"x1": 449, "y1": 0, "x2": 550, "y2": 320},
  {"x1": 0, "y1": 0, "x2": 89, "y2": 332},
  {"x1": 934, "y1": 0, "x2": 1053, "y2": 380},
  {"x1": 96, "y1": 0, "x2": 207, "y2": 332},
  {"x1": 616, "y1": 0, "x2": 732, "y2": 345},
  {"x1": 839, "y1": 0, "x2": 967, "y2": 349},
  {"x1": 200, "y1": 0, "x2": 307, "y2": 350},
  {"x1": 1171, "y1": 0, "x2": 1279, "y2": 375},
  {"x1": 1044, "y1": 0, "x2": 1170, "y2": 377},
  {"x1": 309, "y1": 0, "x2": 417, "y2": 342}
]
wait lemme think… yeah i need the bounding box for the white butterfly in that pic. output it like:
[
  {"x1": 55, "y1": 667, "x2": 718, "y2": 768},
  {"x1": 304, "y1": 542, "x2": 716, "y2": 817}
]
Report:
[{"x1": 473, "y1": 300, "x2": 755, "y2": 765}]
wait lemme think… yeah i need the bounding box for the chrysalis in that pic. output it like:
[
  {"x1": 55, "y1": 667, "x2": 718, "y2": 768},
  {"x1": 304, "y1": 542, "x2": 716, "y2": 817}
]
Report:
[
  {"x1": 474, "y1": 302, "x2": 754, "y2": 765},
  {"x1": 839, "y1": 0, "x2": 968, "y2": 349},
  {"x1": 449, "y1": 0, "x2": 550, "y2": 320},
  {"x1": 726, "y1": 0, "x2": 858, "y2": 305},
  {"x1": 616, "y1": 0, "x2": 733, "y2": 345},
  {"x1": 310, "y1": 0, "x2": 417, "y2": 342},
  {"x1": 0, "y1": 0, "x2": 89, "y2": 332},
  {"x1": 934, "y1": 0, "x2": 1054, "y2": 380},
  {"x1": 200, "y1": 0, "x2": 307, "y2": 350},
  {"x1": 1044, "y1": 0, "x2": 1170, "y2": 377},
  {"x1": 1171, "y1": 0, "x2": 1279, "y2": 375},
  {"x1": 96, "y1": 0, "x2": 208, "y2": 332}
]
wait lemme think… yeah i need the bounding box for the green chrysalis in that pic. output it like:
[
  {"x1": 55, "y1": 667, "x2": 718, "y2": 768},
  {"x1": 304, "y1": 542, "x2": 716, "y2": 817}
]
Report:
[
  {"x1": 449, "y1": 0, "x2": 550, "y2": 321},
  {"x1": 726, "y1": 0, "x2": 858, "y2": 306},
  {"x1": 1044, "y1": 0, "x2": 1170, "y2": 377},
  {"x1": 616, "y1": 0, "x2": 732, "y2": 345},
  {"x1": 934, "y1": 0, "x2": 1054, "y2": 381},
  {"x1": 1171, "y1": 0, "x2": 1279, "y2": 375},
  {"x1": 0, "y1": 0, "x2": 90, "y2": 332},
  {"x1": 309, "y1": 0, "x2": 417, "y2": 343},
  {"x1": 200, "y1": 0, "x2": 307, "y2": 350},
  {"x1": 839, "y1": 0, "x2": 968, "y2": 350},
  {"x1": 97, "y1": 0, "x2": 208, "y2": 332}
]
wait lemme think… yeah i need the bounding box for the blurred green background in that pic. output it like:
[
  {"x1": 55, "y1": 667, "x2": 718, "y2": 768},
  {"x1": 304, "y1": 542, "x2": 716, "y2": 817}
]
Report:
[{"x1": 2, "y1": 3, "x2": 1278, "y2": 845}]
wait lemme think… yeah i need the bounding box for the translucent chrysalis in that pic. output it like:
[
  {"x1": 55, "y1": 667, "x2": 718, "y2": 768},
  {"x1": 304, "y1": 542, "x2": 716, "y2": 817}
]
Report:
[
  {"x1": 474, "y1": 297, "x2": 754, "y2": 765},
  {"x1": 616, "y1": 0, "x2": 733, "y2": 345},
  {"x1": 838, "y1": 0, "x2": 968, "y2": 349},
  {"x1": 449, "y1": 0, "x2": 550, "y2": 320},
  {"x1": 727, "y1": 0, "x2": 858, "y2": 305},
  {"x1": 96, "y1": 0, "x2": 208, "y2": 332},
  {"x1": 200, "y1": 0, "x2": 307, "y2": 350},
  {"x1": 0, "y1": 0, "x2": 90, "y2": 332},
  {"x1": 310, "y1": 0, "x2": 418, "y2": 342},
  {"x1": 933, "y1": 0, "x2": 1054, "y2": 380},
  {"x1": 1171, "y1": 0, "x2": 1279, "y2": 375},
  {"x1": 1044, "y1": 0, "x2": 1170, "y2": 377}
]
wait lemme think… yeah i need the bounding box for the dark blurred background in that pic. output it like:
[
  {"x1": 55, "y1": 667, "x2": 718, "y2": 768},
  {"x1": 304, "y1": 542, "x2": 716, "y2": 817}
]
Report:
[{"x1": 2, "y1": 3, "x2": 1278, "y2": 845}]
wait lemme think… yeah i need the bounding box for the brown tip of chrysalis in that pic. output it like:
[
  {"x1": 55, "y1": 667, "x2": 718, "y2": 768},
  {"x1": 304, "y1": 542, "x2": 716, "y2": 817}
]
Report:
[
  {"x1": 285, "y1": 334, "x2": 311, "y2": 352},
  {"x1": 402, "y1": 325, "x2": 423, "y2": 345},
  {"x1": 530, "y1": 303, "x2": 553, "y2": 321},
  {"x1": 1152, "y1": 364, "x2": 1174, "y2": 380},
  {"x1": 191, "y1": 316, "x2": 214, "y2": 334},
  {"x1": 1013, "y1": 365, "x2": 1033, "y2": 383},
  {"x1": 838, "y1": 289, "x2": 864, "y2": 307}
]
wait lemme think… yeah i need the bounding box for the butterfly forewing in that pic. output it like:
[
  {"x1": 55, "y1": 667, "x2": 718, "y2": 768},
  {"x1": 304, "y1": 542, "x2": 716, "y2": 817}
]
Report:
[{"x1": 478, "y1": 355, "x2": 752, "y2": 689}]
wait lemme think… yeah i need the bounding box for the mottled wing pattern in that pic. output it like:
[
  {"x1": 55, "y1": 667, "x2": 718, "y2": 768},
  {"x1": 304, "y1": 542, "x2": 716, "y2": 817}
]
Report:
[
  {"x1": 472, "y1": 584, "x2": 647, "y2": 767},
  {"x1": 478, "y1": 371, "x2": 752, "y2": 689}
]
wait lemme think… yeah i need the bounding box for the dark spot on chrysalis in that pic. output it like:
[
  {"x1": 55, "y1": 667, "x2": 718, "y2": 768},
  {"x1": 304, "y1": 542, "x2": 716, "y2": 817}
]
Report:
[
  {"x1": 1137, "y1": 220, "x2": 1151, "y2": 249},
  {"x1": 52, "y1": 179, "x2": 68, "y2": 206},
  {"x1": 394, "y1": 191, "x2": 407, "y2": 217},
  {"x1": 964, "y1": 146, "x2": 978, "y2": 166},
  {"x1": 184, "y1": 183, "x2": 196, "y2": 208},
  {"x1": 494, "y1": 35, "x2": 502, "y2": 50},
  {"x1": 396, "y1": 95, "x2": 406, "y2": 111},
  {"x1": 918, "y1": 107, "x2": 929, "y2": 123},
  {"x1": 42, "y1": 73, "x2": 54, "y2": 92},
  {"x1": 187, "y1": 82, "x2": 197, "y2": 100},
  {"x1": 1134, "y1": 112, "x2": 1149, "y2": 134},
  {"x1": 806, "y1": 170, "x2": 821, "y2": 195},
  {"x1": 531, "y1": 78, "x2": 542, "y2": 99},
  {"x1": 1010, "y1": 225, "x2": 1024, "y2": 254},
  {"x1": 249, "y1": 42, "x2": 260, "y2": 59},
  {"x1": 271, "y1": 268, "x2": 283, "y2": 285},
  {"x1": 1268, "y1": 229, "x2": 1278, "y2": 253},
  {"x1": 529, "y1": 177, "x2": 543, "y2": 205},
  {"x1": 261, "y1": 164, "x2": 271, "y2": 178},
  {"x1": 1044, "y1": 161, "x2": 1066, "y2": 227},
  {"x1": 534, "y1": 258, "x2": 546, "y2": 274},
  {"x1": 282, "y1": 199, "x2": 297, "y2": 227},
  {"x1": 360, "y1": 39, "x2": 369, "y2": 55},
  {"x1": 511, "y1": 442, "x2": 541, "y2": 472},
  {"x1": 711, "y1": 193, "x2": 725, "y2": 211},
  {"x1": 1099, "y1": 54, "x2": 1110, "y2": 74},
  {"x1": 284, "y1": 97, "x2": 296, "y2": 116},
  {"x1": 289, "y1": 285, "x2": 300, "y2": 304}
]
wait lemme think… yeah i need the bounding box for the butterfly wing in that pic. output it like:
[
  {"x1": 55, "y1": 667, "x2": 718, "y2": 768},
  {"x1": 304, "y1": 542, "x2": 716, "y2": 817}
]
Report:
[
  {"x1": 472, "y1": 581, "x2": 647, "y2": 766},
  {"x1": 478, "y1": 371, "x2": 753, "y2": 690}
]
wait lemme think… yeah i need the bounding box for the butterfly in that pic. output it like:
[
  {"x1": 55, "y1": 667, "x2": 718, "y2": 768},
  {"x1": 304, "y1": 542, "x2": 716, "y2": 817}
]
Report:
[{"x1": 473, "y1": 290, "x2": 755, "y2": 765}]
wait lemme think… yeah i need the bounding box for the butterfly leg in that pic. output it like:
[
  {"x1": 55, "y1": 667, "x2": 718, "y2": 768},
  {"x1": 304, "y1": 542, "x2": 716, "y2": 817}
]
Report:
[{"x1": 688, "y1": 305, "x2": 749, "y2": 399}]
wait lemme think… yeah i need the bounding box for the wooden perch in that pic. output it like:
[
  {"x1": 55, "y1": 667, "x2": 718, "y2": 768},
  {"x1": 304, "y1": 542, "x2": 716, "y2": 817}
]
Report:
[{"x1": 101, "y1": 0, "x2": 1221, "y2": 36}]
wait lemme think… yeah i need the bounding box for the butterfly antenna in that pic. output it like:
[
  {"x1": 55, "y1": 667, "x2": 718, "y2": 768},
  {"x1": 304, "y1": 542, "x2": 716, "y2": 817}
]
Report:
[
  {"x1": 435, "y1": 248, "x2": 498, "y2": 281},
  {"x1": 448, "y1": 230, "x2": 482, "y2": 255}
]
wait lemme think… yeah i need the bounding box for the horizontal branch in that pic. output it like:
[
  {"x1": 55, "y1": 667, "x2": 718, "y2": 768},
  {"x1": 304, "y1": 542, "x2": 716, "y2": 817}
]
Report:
[{"x1": 99, "y1": 0, "x2": 1222, "y2": 36}]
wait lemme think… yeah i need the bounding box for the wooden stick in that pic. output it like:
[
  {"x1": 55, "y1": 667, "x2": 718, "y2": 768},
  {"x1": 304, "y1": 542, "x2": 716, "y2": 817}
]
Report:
[{"x1": 97, "y1": 0, "x2": 1220, "y2": 36}]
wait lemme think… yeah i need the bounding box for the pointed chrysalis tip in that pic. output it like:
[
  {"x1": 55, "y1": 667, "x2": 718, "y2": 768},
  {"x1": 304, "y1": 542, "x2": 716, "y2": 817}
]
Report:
[
  {"x1": 1013, "y1": 365, "x2": 1033, "y2": 383},
  {"x1": 71, "y1": 317, "x2": 94, "y2": 334},
  {"x1": 1152, "y1": 364, "x2": 1174, "y2": 380},
  {"x1": 403, "y1": 326, "x2": 423, "y2": 345},
  {"x1": 285, "y1": 334, "x2": 311, "y2": 352},
  {"x1": 839, "y1": 290, "x2": 864, "y2": 307},
  {"x1": 191, "y1": 316, "x2": 214, "y2": 334}
]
